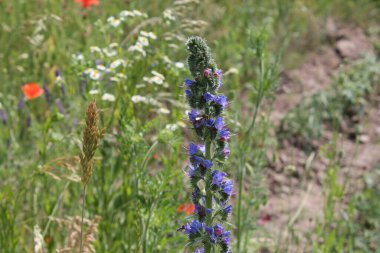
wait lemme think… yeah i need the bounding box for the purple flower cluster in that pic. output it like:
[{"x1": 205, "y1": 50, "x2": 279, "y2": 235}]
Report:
[{"x1": 180, "y1": 37, "x2": 233, "y2": 253}]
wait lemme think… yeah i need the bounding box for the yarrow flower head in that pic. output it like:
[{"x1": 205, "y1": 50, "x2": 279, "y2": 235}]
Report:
[{"x1": 179, "y1": 37, "x2": 232, "y2": 253}]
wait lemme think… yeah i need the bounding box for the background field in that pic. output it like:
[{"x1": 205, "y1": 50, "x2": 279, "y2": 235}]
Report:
[{"x1": 0, "y1": 0, "x2": 379, "y2": 252}]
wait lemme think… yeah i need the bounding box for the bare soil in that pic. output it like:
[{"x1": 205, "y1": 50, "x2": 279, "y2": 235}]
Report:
[{"x1": 258, "y1": 20, "x2": 380, "y2": 251}]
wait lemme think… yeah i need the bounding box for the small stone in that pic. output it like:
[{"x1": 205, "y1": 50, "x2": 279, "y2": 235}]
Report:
[{"x1": 358, "y1": 134, "x2": 370, "y2": 144}]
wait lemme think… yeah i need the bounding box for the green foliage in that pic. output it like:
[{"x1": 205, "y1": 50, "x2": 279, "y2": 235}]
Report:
[
  {"x1": 278, "y1": 55, "x2": 380, "y2": 151},
  {"x1": 234, "y1": 26, "x2": 279, "y2": 252},
  {"x1": 311, "y1": 151, "x2": 380, "y2": 253},
  {"x1": 0, "y1": 0, "x2": 379, "y2": 252}
]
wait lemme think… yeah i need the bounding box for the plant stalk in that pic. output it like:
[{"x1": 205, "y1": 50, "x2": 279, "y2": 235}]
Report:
[
  {"x1": 79, "y1": 185, "x2": 87, "y2": 253},
  {"x1": 205, "y1": 141, "x2": 212, "y2": 253}
]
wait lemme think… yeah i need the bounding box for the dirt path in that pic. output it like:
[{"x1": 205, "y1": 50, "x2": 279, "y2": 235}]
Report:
[{"x1": 258, "y1": 21, "x2": 380, "y2": 251}]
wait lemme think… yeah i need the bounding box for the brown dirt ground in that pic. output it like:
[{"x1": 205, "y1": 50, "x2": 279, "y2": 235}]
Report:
[{"x1": 258, "y1": 20, "x2": 380, "y2": 251}]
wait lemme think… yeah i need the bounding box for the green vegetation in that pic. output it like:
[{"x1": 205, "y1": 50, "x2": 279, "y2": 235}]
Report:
[
  {"x1": 278, "y1": 55, "x2": 380, "y2": 151},
  {"x1": 0, "y1": 0, "x2": 379, "y2": 252}
]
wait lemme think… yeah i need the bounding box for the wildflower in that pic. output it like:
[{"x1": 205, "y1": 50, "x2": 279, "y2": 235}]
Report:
[
  {"x1": 214, "y1": 117, "x2": 224, "y2": 131},
  {"x1": 90, "y1": 46, "x2": 103, "y2": 55},
  {"x1": 131, "y1": 95, "x2": 146, "y2": 103},
  {"x1": 205, "y1": 227, "x2": 217, "y2": 243},
  {"x1": 55, "y1": 69, "x2": 61, "y2": 79},
  {"x1": 152, "y1": 71, "x2": 164, "y2": 80},
  {"x1": 128, "y1": 43, "x2": 146, "y2": 57},
  {"x1": 75, "y1": 0, "x2": 99, "y2": 8},
  {"x1": 184, "y1": 220, "x2": 204, "y2": 235},
  {"x1": 72, "y1": 53, "x2": 85, "y2": 63},
  {"x1": 201, "y1": 160, "x2": 213, "y2": 169},
  {"x1": 151, "y1": 76, "x2": 164, "y2": 85},
  {"x1": 214, "y1": 95, "x2": 227, "y2": 109},
  {"x1": 195, "y1": 204, "x2": 213, "y2": 219},
  {"x1": 89, "y1": 89, "x2": 100, "y2": 95},
  {"x1": 222, "y1": 147, "x2": 230, "y2": 158},
  {"x1": 222, "y1": 204, "x2": 233, "y2": 216},
  {"x1": 116, "y1": 73, "x2": 127, "y2": 79},
  {"x1": 107, "y1": 16, "x2": 121, "y2": 27},
  {"x1": 188, "y1": 143, "x2": 199, "y2": 156},
  {"x1": 26, "y1": 114, "x2": 32, "y2": 128},
  {"x1": 180, "y1": 37, "x2": 233, "y2": 252},
  {"x1": 211, "y1": 170, "x2": 226, "y2": 186},
  {"x1": 165, "y1": 124, "x2": 178, "y2": 131},
  {"x1": 177, "y1": 203, "x2": 195, "y2": 215},
  {"x1": 17, "y1": 94, "x2": 25, "y2": 110},
  {"x1": 216, "y1": 69, "x2": 223, "y2": 88},
  {"x1": 222, "y1": 231, "x2": 231, "y2": 245},
  {"x1": 214, "y1": 224, "x2": 224, "y2": 236},
  {"x1": 184, "y1": 79, "x2": 194, "y2": 87},
  {"x1": 103, "y1": 48, "x2": 117, "y2": 57},
  {"x1": 188, "y1": 109, "x2": 199, "y2": 123},
  {"x1": 132, "y1": 10, "x2": 144, "y2": 16},
  {"x1": 185, "y1": 90, "x2": 191, "y2": 98},
  {"x1": 204, "y1": 92, "x2": 214, "y2": 102},
  {"x1": 101, "y1": 93, "x2": 116, "y2": 102},
  {"x1": 0, "y1": 109, "x2": 7, "y2": 126},
  {"x1": 163, "y1": 9, "x2": 176, "y2": 21},
  {"x1": 110, "y1": 59, "x2": 126, "y2": 69},
  {"x1": 43, "y1": 84, "x2": 51, "y2": 105},
  {"x1": 55, "y1": 99, "x2": 65, "y2": 114},
  {"x1": 191, "y1": 155, "x2": 204, "y2": 167},
  {"x1": 215, "y1": 69, "x2": 223, "y2": 78},
  {"x1": 205, "y1": 119, "x2": 214, "y2": 128},
  {"x1": 175, "y1": 62, "x2": 185, "y2": 68},
  {"x1": 138, "y1": 36, "x2": 149, "y2": 46},
  {"x1": 195, "y1": 247, "x2": 204, "y2": 253},
  {"x1": 109, "y1": 43, "x2": 119, "y2": 48},
  {"x1": 258, "y1": 214, "x2": 272, "y2": 226},
  {"x1": 120, "y1": 10, "x2": 134, "y2": 19},
  {"x1": 87, "y1": 69, "x2": 101, "y2": 80},
  {"x1": 22, "y1": 83, "x2": 44, "y2": 100},
  {"x1": 96, "y1": 64, "x2": 107, "y2": 71},
  {"x1": 140, "y1": 31, "x2": 157, "y2": 40},
  {"x1": 219, "y1": 129, "x2": 230, "y2": 141},
  {"x1": 204, "y1": 68, "x2": 212, "y2": 77},
  {"x1": 157, "y1": 108, "x2": 170, "y2": 114},
  {"x1": 221, "y1": 180, "x2": 233, "y2": 196}
]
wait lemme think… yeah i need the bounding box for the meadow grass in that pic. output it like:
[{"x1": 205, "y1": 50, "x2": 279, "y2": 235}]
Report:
[{"x1": 0, "y1": 0, "x2": 379, "y2": 252}]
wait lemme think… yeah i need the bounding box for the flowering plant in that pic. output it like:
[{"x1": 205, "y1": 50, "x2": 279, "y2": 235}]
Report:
[{"x1": 180, "y1": 37, "x2": 232, "y2": 253}]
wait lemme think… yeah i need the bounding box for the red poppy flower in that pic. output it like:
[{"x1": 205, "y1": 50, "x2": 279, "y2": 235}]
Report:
[
  {"x1": 75, "y1": 0, "x2": 99, "y2": 8},
  {"x1": 177, "y1": 203, "x2": 195, "y2": 215},
  {"x1": 258, "y1": 213, "x2": 272, "y2": 226},
  {"x1": 22, "y1": 83, "x2": 44, "y2": 100}
]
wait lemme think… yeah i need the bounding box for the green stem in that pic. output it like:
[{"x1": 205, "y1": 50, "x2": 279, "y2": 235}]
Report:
[
  {"x1": 42, "y1": 181, "x2": 70, "y2": 236},
  {"x1": 79, "y1": 185, "x2": 87, "y2": 253},
  {"x1": 204, "y1": 141, "x2": 212, "y2": 253},
  {"x1": 237, "y1": 56, "x2": 265, "y2": 252}
]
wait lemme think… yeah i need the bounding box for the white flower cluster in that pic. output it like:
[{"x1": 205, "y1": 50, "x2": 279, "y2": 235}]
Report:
[
  {"x1": 128, "y1": 30, "x2": 157, "y2": 57},
  {"x1": 131, "y1": 95, "x2": 160, "y2": 106},
  {"x1": 88, "y1": 89, "x2": 116, "y2": 103},
  {"x1": 143, "y1": 71, "x2": 165, "y2": 85},
  {"x1": 90, "y1": 43, "x2": 118, "y2": 58},
  {"x1": 107, "y1": 9, "x2": 147, "y2": 28}
]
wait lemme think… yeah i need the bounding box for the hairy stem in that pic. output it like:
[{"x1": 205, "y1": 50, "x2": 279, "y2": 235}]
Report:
[
  {"x1": 204, "y1": 141, "x2": 212, "y2": 253},
  {"x1": 79, "y1": 185, "x2": 87, "y2": 253}
]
